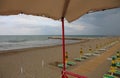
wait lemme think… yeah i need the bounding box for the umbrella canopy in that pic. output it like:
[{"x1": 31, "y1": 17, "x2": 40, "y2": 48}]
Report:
[{"x1": 0, "y1": 0, "x2": 120, "y2": 22}]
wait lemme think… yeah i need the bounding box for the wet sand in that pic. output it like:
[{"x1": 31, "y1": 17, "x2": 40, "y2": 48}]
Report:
[{"x1": 0, "y1": 37, "x2": 120, "y2": 78}]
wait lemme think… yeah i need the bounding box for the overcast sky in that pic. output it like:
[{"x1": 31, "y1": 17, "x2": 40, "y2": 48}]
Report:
[{"x1": 0, "y1": 8, "x2": 120, "y2": 35}]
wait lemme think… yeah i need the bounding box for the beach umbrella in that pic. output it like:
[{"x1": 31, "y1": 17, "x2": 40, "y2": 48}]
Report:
[{"x1": 0, "y1": 0, "x2": 120, "y2": 78}]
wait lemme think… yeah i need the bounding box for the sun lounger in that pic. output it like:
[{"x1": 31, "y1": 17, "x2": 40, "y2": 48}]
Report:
[
  {"x1": 74, "y1": 58, "x2": 84, "y2": 61},
  {"x1": 67, "y1": 61, "x2": 76, "y2": 66},
  {"x1": 58, "y1": 64, "x2": 69, "y2": 68},
  {"x1": 58, "y1": 61, "x2": 76, "y2": 68},
  {"x1": 84, "y1": 53, "x2": 93, "y2": 57},
  {"x1": 103, "y1": 74, "x2": 118, "y2": 78}
]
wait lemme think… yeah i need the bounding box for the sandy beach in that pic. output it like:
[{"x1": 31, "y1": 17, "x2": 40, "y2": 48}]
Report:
[{"x1": 0, "y1": 37, "x2": 120, "y2": 78}]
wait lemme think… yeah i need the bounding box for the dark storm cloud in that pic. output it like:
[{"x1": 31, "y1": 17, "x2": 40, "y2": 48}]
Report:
[{"x1": 72, "y1": 8, "x2": 120, "y2": 35}]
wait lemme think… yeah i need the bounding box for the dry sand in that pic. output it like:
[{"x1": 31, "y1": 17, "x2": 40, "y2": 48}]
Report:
[{"x1": 0, "y1": 37, "x2": 120, "y2": 78}]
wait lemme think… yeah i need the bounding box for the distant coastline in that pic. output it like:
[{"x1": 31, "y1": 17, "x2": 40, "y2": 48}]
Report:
[{"x1": 48, "y1": 36, "x2": 83, "y2": 40}]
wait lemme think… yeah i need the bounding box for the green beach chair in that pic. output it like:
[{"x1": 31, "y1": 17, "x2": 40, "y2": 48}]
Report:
[
  {"x1": 108, "y1": 70, "x2": 120, "y2": 77},
  {"x1": 81, "y1": 55, "x2": 89, "y2": 59},
  {"x1": 103, "y1": 74, "x2": 118, "y2": 78},
  {"x1": 94, "y1": 51, "x2": 103, "y2": 54},
  {"x1": 57, "y1": 61, "x2": 76, "y2": 68},
  {"x1": 74, "y1": 57, "x2": 84, "y2": 61},
  {"x1": 74, "y1": 55, "x2": 88, "y2": 62},
  {"x1": 67, "y1": 61, "x2": 76, "y2": 66},
  {"x1": 58, "y1": 64, "x2": 69, "y2": 68},
  {"x1": 84, "y1": 53, "x2": 93, "y2": 57},
  {"x1": 74, "y1": 48, "x2": 88, "y2": 61},
  {"x1": 116, "y1": 62, "x2": 120, "y2": 68},
  {"x1": 114, "y1": 70, "x2": 120, "y2": 76},
  {"x1": 98, "y1": 48, "x2": 106, "y2": 51}
]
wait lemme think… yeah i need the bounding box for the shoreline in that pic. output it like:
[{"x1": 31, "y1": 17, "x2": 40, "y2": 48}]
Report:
[
  {"x1": 48, "y1": 36, "x2": 84, "y2": 40},
  {"x1": 0, "y1": 39, "x2": 89, "y2": 54},
  {"x1": 0, "y1": 37, "x2": 120, "y2": 78}
]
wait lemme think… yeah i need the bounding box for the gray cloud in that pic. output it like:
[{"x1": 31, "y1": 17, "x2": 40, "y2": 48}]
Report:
[
  {"x1": 0, "y1": 8, "x2": 120, "y2": 35},
  {"x1": 72, "y1": 8, "x2": 120, "y2": 35}
]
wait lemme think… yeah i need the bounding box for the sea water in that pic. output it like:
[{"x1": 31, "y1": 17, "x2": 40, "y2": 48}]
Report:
[
  {"x1": 0, "y1": 35, "x2": 107, "y2": 51},
  {"x1": 0, "y1": 35, "x2": 80, "y2": 51}
]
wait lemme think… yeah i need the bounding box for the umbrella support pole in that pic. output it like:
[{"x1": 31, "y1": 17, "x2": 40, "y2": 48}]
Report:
[
  {"x1": 61, "y1": 17, "x2": 69, "y2": 78},
  {"x1": 61, "y1": 17, "x2": 66, "y2": 71},
  {"x1": 61, "y1": 17, "x2": 87, "y2": 78}
]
